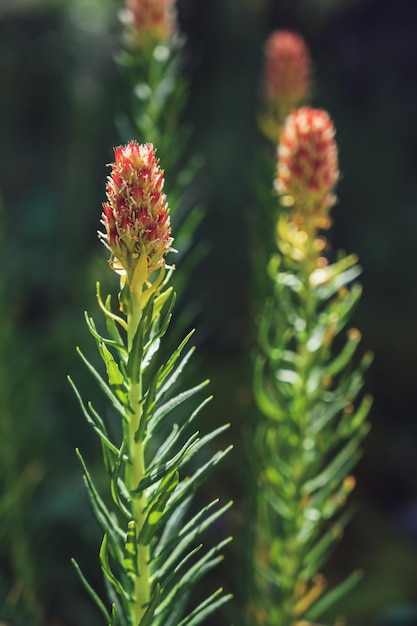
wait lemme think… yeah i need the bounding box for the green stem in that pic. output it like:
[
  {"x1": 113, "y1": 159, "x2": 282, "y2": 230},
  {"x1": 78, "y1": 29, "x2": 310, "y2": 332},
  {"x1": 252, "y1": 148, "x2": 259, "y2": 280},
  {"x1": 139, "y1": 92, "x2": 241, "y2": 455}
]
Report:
[
  {"x1": 279, "y1": 250, "x2": 317, "y2": 625},
  {"x1": 127, "y1": 303, "x2": 150, "y2": 626}
]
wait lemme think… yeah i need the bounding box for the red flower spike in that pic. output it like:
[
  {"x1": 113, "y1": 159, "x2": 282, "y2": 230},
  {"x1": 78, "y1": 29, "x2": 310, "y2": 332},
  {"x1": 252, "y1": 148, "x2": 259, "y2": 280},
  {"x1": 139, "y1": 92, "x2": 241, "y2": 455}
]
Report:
[
  {"x1": 276, "y1": 107, "x2": 339, "y2": 220},
  {"x1": 264, "y1": 30, "x2": 311, "y2": 109},
  {"x1": 100, "y1": 141, "x2": 173, "y2": 276},
  {"x1": 122, "y1": 0, "x2": 177, "y2": 50}
]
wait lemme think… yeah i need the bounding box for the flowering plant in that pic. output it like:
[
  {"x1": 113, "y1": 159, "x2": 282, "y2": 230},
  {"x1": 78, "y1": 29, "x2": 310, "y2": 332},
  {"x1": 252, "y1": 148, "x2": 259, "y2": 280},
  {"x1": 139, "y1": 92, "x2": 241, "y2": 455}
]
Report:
[
  {"x1": 250, "y1": 106, "x2": 372, "y2": 625},
  {"x1": 70, "y1": 141, "x2": 231, "y2": 626}
]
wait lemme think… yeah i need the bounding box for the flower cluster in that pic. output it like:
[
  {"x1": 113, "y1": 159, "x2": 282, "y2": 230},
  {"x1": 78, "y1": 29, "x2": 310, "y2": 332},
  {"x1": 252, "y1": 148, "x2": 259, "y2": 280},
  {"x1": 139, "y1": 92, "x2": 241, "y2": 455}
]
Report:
[
  {"x1": 122, "y1": 0, "x2": 177, "y2": 50},
  {"x1": 101, "y1": 141, "x2": 173, "y2": 277},
  {"x1": 264, "y1": 30, "x2": 311, "y2": 109},
  {"x1": 276, "y1": 107, "x2": 339, "y2": 220},
  {"x1": 275, "y1": 107, "x2": 339, "y2": 263},
  {"x1": 259, "y1": 30, "x2": 311, "y2": 142}
]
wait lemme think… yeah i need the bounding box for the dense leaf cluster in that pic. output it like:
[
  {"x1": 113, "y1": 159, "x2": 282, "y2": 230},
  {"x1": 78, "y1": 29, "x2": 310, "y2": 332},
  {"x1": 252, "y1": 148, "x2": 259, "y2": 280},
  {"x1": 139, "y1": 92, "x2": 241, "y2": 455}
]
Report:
[
  {"x1": 70, "y1": 284, "x2": 231, "y2": 626},
  {"x1": 253, "y1": 252, "x2": 372, "y2": 625}
]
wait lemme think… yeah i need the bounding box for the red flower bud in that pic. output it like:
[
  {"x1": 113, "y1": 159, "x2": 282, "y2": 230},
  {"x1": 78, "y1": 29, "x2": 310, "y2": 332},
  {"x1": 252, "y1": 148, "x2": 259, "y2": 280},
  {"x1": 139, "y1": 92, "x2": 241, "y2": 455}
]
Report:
[
  {"x1": 122, "y1": 0, "x2": 177, "y2": 49},
  {"x1": 101, "y1": 142, "x2": 173, "y2": 276},
  {"x1": 264, "y1": 30, "x2": 311, "y2": 109}
]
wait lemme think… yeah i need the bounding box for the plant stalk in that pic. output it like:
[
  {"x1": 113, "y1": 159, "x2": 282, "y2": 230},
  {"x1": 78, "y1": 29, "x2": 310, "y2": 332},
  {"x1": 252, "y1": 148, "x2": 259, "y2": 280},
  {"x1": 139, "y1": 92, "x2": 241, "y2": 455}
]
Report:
[{"x1": 128, "y1": 301, "x2": 150, "y2": 626}]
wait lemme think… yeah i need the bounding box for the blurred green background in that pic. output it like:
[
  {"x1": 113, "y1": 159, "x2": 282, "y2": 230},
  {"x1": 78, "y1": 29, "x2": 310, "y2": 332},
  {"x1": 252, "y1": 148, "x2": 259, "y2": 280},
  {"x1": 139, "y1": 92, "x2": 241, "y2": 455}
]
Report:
[{"x1": 1, "y1": 0, "x2": 417, "y2": 624}]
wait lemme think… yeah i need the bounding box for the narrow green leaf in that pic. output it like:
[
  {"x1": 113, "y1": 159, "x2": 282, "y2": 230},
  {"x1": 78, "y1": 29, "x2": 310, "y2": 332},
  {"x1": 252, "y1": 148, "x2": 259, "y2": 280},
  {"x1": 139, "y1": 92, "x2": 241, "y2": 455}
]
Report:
[
  {"x1": 153, "y1": 495, "x2": 193, "y2": 558},
  {"x1": 147, "y1": 396, "x2": 213, "y2": 470},
  {"x1": 76, "y1": 347, "x2": 125, "y2": 418},
  {"x1": 124, "y1": 520, "x2": 138, "y2": 578},
  {"x1": 99, "y1": 533, "x2": 132, "y2": 604},
  {"x1": 179, "y1": 424, "x2": 231, "y2": 470},
  {"x1": 134, "y1": 432, "x2": 199, "y2": 494},
  {"x1": 302, "y1": 509, "x2": 353, "y2": 580},
  {"x1": 157, "y1": 538, "x2": 231, "y2": 615},
  {"x1": 162, "y1": 446, "x2": 233, "y2": 521},
  {"x1": 302, "y1": 425, "x2": 369, "y2": 495},
  {"x1": 154, "y1": 501, "x2": 232, "y2": 581},
  {"x1": 110, "y1": 443, "x2": 131, "y2": 519},
  {"x1": 177, "y1": 591, "x2": 232, "y2": 626},
  {"x1": 150, "y1": 381, "x2": 210, "y2": 432},
  {"x1": 154, "y1": 498, "x2": 208, "y2": 562},
  {"x1": 84, "y1": 311, "x2": 127, "y2": 355},
  {"x1": 159, "y1": 544, "x2": 203, "y2": 593},
  {"x1": 327, "y1": 283, "x2": 363, "y2": 330},
  {"x1": 253, "y1": 357, "x2": 285, "y2": 421},
  {"x1": 136, "y1": 367, "x2": 161, "y2": 442},
  {"x1": 71, "y1": 558, "x2": 111, "y2": 623},
  {"x1": 68, "y1": 376, "x2": 119, "y2": 457},
  {"x1": 305, "y1": 570, "x2": 363, "y2": 621},
  {"x1": 104, "y1": 294, "x2": 126, "y2": 347},
  {"x1": 76, "y1": 449, "x2": 125, "y2": 556},
  {"x1": 110, "y1": 603, "x2": 119, "y2": 626},
  {"x1": 99, "y1": 343, "x2": 128, "y2": 405},
  {"x1": 340, "y1": 393, "x2": 372, "y2": 437},
  {"x1": 155, "y1": 330, "x2": 195, "y2": 397},
  {"x1": 309, "y1": 397, "x2": 349, "y2": 436},
  {"x1": 138, "y1": 471, "x2": 179, "y2": 545},
  {"x1": 326, "y1": 330, "x2": 362, "y2": 378},
  {"x1": 315, "y1": 256, "x2": 362, "y2": 301}
]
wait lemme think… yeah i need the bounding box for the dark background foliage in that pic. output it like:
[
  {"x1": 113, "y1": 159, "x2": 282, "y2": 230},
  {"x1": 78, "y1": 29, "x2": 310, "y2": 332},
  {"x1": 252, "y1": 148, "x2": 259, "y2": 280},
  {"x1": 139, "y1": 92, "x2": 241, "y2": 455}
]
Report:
[{"x1": 0, "y1": 0, "x2": 417, "y2": 624}]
